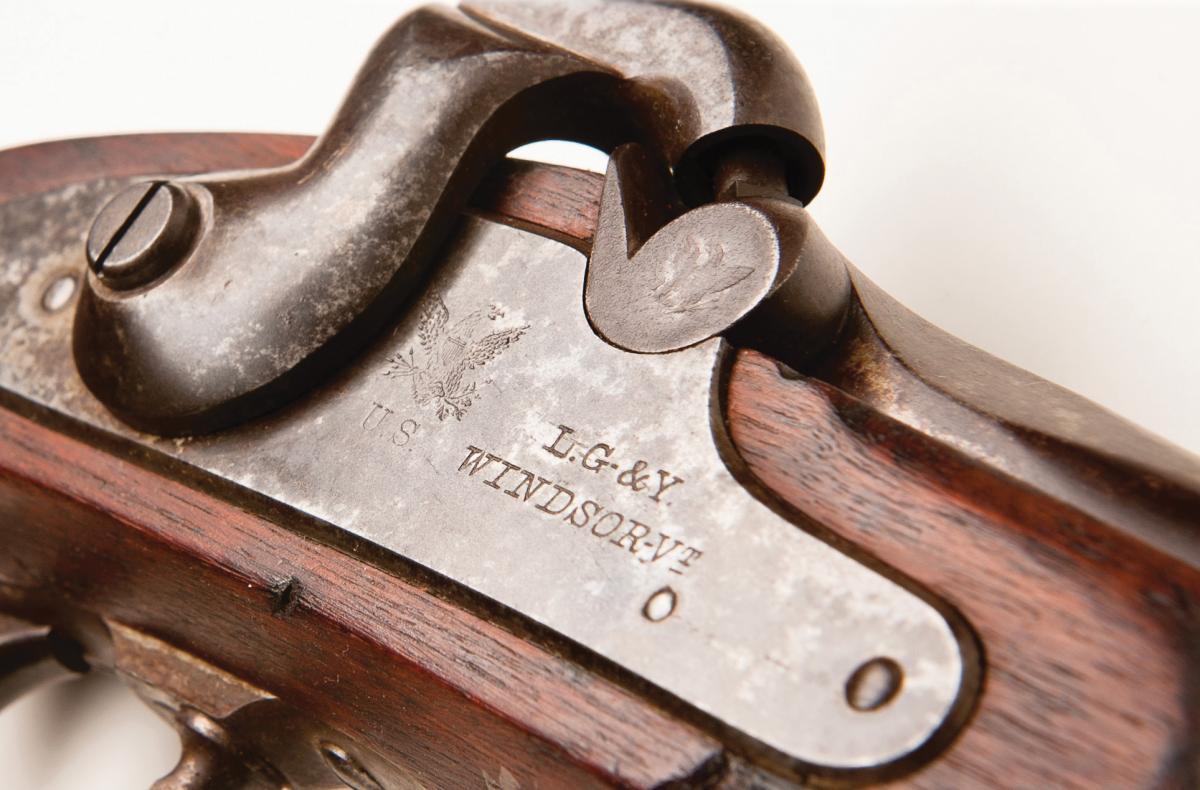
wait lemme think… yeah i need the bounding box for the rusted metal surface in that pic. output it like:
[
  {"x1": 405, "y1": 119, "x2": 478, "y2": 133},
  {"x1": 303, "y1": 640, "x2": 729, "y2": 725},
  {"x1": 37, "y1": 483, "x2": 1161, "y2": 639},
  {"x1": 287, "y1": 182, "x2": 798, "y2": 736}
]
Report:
[
  {"x1": 72, "y1": 0, "x2": 828, "y2": 437},
  {"x1": 0, "y1": 184, "x2": 976, "y2": 771},
  {"x1": 1, "y1": 0, "x2": 1197, "y2": 785}
]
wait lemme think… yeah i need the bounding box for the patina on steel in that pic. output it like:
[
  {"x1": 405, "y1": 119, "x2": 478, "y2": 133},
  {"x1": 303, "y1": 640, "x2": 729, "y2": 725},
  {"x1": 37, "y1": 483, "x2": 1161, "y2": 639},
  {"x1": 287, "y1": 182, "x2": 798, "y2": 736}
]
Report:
[
  {"x1": 73, "y1": 0, "x2": 832, "y2": 436},
  {"x1": 0, "y1": 179, "x2": 978, "y2": 772},
  {"x1": 585, "y1": 143, "x2": 850, "y2": 359},
  {"x1": 461, "y1": 0, "x2": 827, "y2": 205}
]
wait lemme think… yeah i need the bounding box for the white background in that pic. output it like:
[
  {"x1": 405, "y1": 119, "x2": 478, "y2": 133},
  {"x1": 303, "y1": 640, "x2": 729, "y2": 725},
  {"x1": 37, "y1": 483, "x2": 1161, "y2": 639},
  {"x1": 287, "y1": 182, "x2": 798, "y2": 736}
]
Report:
[{"x1": 1, "y1": 2, "x2": 1198, "y2": 787}]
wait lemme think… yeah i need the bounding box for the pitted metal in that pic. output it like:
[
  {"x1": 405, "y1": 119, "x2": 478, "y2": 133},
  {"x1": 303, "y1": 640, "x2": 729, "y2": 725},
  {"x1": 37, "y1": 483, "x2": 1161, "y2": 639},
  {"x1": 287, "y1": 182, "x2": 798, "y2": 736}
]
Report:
[
  {"x1": 73, "y1": 0, "x2": 827, "y2": 436},
  {"x1": 0, "y1": 181, "x2": 974, "y2": 772}
]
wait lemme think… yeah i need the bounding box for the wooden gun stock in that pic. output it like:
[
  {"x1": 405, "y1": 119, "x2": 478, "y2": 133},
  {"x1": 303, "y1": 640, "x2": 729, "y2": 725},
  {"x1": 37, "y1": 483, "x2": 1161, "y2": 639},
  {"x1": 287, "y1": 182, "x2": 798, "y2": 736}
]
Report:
[{"x1": 1, "y1": 134, "x2": 1197, "y2": 789}]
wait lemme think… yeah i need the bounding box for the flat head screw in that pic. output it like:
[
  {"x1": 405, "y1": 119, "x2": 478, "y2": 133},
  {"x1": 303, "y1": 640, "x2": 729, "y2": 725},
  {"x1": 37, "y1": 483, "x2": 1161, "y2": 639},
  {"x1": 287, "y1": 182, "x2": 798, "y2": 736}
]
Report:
[{"x1": 86, "y1": 181, "x2": 198, "y2": 290}]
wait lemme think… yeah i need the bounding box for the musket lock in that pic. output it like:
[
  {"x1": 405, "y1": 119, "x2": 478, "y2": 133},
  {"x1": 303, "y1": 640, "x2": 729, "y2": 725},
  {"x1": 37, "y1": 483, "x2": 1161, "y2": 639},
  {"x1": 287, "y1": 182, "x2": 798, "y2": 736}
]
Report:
[{"x1": 73, "y1": 0, "x2": 846, "y2": 436}]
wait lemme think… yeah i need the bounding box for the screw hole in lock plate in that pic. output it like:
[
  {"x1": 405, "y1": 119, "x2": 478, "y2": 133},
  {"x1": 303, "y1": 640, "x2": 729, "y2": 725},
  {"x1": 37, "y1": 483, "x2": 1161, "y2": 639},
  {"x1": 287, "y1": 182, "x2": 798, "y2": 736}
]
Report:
[
  {"x1": 41, "y1": 274, "x2": 77, "y2": 313},
  {"x1": 845, "y1": 657, "x2": 904, "y2": 712},
  {"x1": 318, "y1": 741, "x2": 383, "y2": 790},
  {"x1": 641, "y1": 586, "x2": 678, "y2": 622}
]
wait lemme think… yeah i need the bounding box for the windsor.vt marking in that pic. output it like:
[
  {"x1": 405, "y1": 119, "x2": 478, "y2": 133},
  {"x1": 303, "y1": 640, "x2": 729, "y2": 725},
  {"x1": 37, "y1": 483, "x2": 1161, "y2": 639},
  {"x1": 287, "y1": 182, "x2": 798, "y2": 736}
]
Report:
[{"x1": 455, "y1": 423, "x2": 704, "y2": 576}]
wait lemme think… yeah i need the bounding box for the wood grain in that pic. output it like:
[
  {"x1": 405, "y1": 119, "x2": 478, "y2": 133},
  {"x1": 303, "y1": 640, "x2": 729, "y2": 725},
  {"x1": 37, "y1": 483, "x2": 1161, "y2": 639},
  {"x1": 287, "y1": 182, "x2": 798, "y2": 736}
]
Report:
[
  {"x1": 0, "y1": 134, "x2": 724, "y2": 788},
  {"x1": 467, "y1": 159, "x2": 1199, "y2": 786},
  {"x1": 727, "y1": 353, "x2": 1200, "y2": 789},
  {"x1": 1, "y1": 133, "x2": 1197, "y2": 787},
  {"x1": 0, "y1": 405, "x2": 721, "y2": 788},
  {"x1": 467, "y1": 153, "x2": 1199, "y2": 788},
  {"x1": 0, "y1": 133, "x2": 311, "y2": 203},
  {"x1": 473, "y1": 160, "x2": 602, "y2": 249}
]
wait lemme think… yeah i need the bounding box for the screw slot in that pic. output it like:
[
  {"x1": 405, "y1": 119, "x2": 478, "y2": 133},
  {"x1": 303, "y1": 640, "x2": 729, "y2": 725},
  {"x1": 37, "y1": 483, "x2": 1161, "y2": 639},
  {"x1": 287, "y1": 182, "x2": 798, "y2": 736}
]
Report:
[
  {"x1": 86, "y1": 180, "x2": 198, "y2": 290},
  {"x1": 845, "y1": 657, "x2": 903, "y2": 712}
]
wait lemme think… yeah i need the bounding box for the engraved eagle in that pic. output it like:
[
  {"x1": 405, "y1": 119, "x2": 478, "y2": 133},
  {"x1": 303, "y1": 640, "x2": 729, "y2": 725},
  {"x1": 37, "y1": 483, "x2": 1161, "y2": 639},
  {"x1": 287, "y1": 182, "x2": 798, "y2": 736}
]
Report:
[
  {"x1": 649, "y1": 236, "x2": 755, "y2": 315},
  {"x1": 383, "y1": 294, "x2": 528, "y2": 421}
]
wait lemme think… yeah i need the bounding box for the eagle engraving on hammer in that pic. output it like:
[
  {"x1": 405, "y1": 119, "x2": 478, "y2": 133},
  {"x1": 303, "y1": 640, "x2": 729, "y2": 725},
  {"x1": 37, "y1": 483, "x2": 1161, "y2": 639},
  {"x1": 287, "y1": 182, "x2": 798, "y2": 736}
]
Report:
[
  {"x1": 649, "y1": 236, "x2": 755, "y2": 315},
  {"x1": 383, "y1": 294, "x2": 528, "y2": 421}
]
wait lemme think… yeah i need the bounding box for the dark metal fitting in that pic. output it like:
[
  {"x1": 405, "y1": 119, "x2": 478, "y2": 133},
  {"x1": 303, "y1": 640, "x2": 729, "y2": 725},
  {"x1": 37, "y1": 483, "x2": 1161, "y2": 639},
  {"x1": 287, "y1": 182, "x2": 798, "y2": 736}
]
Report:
[
  {"x1": 86, "y1": 181, "x2": 199, "y2": 291},
  {"x1": 585, "y1": 144, "x2": 850, "y2": 363},
  {"x1": 711, "y1": 142, "x2": 791, "y2": 202},
  {"x1": 462, "y1": 0, "x2": 828, "y2": 206},
  {"x1": 73, "y1": 1, "x2": 828, "y2": 435}
]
